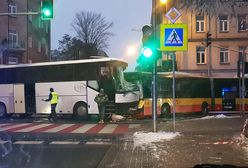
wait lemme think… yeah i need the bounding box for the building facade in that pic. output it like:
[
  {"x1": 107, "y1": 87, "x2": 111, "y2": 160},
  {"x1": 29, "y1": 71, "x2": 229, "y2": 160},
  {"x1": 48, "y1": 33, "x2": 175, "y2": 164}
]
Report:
[
  {"x1": 0, "y1": 0, "x2": 50, "y2": 65},
  {"x1": 159, "y1": 2, "x2": 248, "y2": 78}
]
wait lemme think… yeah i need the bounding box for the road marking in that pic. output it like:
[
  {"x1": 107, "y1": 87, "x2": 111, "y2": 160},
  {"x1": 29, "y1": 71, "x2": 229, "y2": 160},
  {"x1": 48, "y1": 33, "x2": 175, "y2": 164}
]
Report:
[
  {"x1": 0, "y1": 123, "x2": 11, "y2": 127},
  {"x1": 0, "y1": 140, "x2": 9, "y2": 144},
  {"x1": 57, "y1": 124, "x2": 83, "y2": 133},
  {"x1": 13, "y1": 141, "x2": 44, "y2": 145},
  {"x1": 85, "y1": 142, "x2": 112, "y2": 145},
  {"x1": 86, "y1": 124, "x2": 106, "y2": 134},
  {"x1": 71, "y1": 124, "x2": 96, "y2": 133},
  {"x1": 15, "y1": 123, "x2": 52, "y2": 132},
  {"x1": 113, "y1": 124, "x2": 129, "y2": 134},
  {"x1": 32, "y1": 124, "x2": 61, "y2": 133},
  {"x1": 200, "y1": 141, "x2": 235, "y2": 145},
  {"x1": 0, "y1": 123, "x2": 140, "y2": 134},
  {"x1": 50, "y1": 141, "x2": 80, "y2": 145},
  {"x1": 99, "y1": 124, "x2": 118, "y2": 134},
  {"x1": 43, "y1": 124, "x2": 74, "y2": 133},
  {"x1": 0, "y1": 123, "x2": 31, "y2": 131}
]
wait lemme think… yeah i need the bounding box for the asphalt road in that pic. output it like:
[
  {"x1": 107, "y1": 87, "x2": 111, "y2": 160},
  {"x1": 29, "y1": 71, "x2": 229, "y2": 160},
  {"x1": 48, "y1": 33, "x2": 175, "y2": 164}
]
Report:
[
  {"x1": 0, "y1": 141, "x2": 111, "y2": 168},
  {"x1": 0, "y1": 116, "x2": 137, "y2": 168}
]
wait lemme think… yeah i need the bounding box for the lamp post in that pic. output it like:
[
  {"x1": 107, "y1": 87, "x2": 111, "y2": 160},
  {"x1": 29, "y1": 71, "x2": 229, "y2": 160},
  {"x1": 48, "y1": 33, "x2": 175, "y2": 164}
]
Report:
[{"x1": 151, "y1": 0, "x2": 157, "y2": 132}]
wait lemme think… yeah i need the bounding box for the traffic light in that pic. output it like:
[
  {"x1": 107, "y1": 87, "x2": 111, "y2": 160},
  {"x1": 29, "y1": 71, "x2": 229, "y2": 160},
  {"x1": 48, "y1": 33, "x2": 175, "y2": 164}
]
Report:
[
  {"x1": 41, "y1": 0, "x2": 53, "y2": 20},
  {"x1": 140, "y1": 25, "x2": 156, "y2": 61},
  {"x1": 206, "y1": 32, "x2": 212, "y2": 47}
]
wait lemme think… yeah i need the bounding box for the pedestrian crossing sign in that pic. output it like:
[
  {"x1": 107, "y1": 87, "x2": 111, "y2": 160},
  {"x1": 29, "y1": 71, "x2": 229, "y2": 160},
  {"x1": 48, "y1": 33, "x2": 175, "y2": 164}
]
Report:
[{"x1": 160, "y1": 24, "x2": 188, "y2": 51}]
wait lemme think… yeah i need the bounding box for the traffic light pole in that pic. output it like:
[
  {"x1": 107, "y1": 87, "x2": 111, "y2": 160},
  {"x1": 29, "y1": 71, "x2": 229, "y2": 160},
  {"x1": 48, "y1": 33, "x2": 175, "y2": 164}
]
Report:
[{"x1": 152, "y1": 0, "x2": 157, "y2": 132}]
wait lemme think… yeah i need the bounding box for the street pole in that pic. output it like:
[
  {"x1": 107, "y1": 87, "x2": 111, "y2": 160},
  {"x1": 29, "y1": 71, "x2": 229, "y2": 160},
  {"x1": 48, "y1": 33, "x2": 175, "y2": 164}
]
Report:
[
  {"x1": 172, "y1": 52, "x2": 176, "y2": 131},
  {"x1": 242, "y1": 50, "x2": 246, "y2": 116},
  {"x1": 152, "y1": 0, "x2": 157, "y2": 132}
]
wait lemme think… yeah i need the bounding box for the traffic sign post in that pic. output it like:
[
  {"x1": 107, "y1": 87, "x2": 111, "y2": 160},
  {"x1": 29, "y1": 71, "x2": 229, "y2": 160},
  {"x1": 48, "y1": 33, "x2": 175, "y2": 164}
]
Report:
[{"x1": 160, "y1": 21, "x2": 188, "y2": 131}]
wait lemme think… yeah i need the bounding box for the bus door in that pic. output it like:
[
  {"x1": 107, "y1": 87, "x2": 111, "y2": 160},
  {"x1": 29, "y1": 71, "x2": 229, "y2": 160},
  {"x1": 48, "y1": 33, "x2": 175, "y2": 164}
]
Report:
[
  {"x1": 222, "y1": 87, "x2": 236, "y2": 111},
  {"x1": 14, "y1": 84, "x2": 25, "y2": 114}
]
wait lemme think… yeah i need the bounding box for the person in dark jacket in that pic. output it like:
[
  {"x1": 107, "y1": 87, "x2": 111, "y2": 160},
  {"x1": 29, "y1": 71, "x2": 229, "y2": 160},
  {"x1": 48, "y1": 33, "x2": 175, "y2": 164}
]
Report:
[
  {"x1": 94, "y1": 88, "x2": 108, "y2": 123},
  {"x1": 42, "y1": 88, "x2": 59, "y2": 122}
]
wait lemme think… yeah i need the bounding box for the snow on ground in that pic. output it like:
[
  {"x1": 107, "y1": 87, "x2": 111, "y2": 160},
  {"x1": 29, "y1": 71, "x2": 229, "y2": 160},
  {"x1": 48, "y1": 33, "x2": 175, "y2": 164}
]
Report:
[
  {"x1": 133, "y1": 131, "x2": 181, "y2": 159},
  {"x1": 200, "y1": 114, "x2": 229, "y2": 119},
  {"x1": 133, "y1": 131, "x2": 181, "y2": 148}
]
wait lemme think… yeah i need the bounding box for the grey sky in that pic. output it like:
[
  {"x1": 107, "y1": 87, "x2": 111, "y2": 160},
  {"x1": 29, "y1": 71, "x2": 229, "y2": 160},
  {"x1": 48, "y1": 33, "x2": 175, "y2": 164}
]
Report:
[{"x1": 51, "y1": 0, "x2": 152, "y2": 71}]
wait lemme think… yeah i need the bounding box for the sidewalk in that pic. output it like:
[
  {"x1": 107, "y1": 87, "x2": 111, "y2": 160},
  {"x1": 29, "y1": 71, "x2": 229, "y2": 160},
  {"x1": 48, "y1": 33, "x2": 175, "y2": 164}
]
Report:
[{"x1": 98, "y1": 116, "x2": 248, "y2": 168}]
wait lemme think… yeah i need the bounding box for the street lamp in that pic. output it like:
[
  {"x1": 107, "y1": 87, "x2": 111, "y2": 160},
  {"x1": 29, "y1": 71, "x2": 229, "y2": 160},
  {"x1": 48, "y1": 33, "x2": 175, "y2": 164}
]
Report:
[{"x1": 160, "y1": 0, "x2": 167, "y2": 4}]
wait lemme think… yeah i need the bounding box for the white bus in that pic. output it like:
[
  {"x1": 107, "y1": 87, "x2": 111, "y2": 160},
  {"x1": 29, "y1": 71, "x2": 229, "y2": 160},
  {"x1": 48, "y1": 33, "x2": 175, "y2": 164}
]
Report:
[{"x1": 0, "y1": 57, "x2": 140, "y2": 120}]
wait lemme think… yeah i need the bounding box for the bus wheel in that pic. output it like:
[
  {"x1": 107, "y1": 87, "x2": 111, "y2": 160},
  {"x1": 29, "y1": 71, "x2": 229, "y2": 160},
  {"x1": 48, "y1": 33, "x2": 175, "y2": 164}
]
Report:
[
  {"x1": 161, "y1": 104, "x2": 171, "y2": 118},
  {"x1": 201, "y1": 102, "x2": 208, "y2": 116},
  {"x1": 73, "y1": 102, "x2": 88, "y2": 120},
  {"x1": 0, "y1": 103, "x2": 7, "y2": 118}
]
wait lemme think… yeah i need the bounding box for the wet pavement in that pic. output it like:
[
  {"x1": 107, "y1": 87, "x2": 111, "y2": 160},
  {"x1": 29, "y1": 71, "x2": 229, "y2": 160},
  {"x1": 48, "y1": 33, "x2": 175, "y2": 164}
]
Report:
[{"x1": 98, "y1": 116, "x2": 248, "y2": 168}]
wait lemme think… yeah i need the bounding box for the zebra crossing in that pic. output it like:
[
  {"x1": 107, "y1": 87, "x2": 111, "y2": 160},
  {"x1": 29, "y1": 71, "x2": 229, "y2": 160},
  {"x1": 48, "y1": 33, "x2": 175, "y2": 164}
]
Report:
[{"x1": 0, "y1": 123, "x2": 140, "y2": 134}]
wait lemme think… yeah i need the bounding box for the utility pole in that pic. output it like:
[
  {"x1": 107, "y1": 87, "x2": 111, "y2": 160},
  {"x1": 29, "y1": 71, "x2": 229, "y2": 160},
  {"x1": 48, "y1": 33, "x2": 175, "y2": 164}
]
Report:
[
  {"x1": 152, "y1": 0, "x2": 157, "y2": 132},
  {"x1": 242, "y1": 50, "x2": 246, "y2": 116}
]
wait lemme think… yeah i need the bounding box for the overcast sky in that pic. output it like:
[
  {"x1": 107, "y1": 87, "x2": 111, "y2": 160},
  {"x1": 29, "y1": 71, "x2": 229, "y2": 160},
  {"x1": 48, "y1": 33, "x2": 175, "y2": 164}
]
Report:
[{"x1": 51, "y1": 0, "x2": 152, "y2": 71}]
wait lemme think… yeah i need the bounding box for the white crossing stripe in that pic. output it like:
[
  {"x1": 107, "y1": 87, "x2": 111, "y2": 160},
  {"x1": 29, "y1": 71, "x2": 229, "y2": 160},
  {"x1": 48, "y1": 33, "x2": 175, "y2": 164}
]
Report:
[
  {"x1": 13, "y1": 141, "x2": 44, "y2": 145},
  {"x1": 0, "y1": 140, "x2": 9, "y2": 144},
  {"x1": 128, "y1": 124, "x2": 140, "y2": 129},
  {"x1": 0, "y1": 123, "x2": 31, "y2": 131},
  {"x1": 50, "y1": 141, "x2": 80, "y2": 145},
  {"x1": 44, "y1": 124, "x2": 74, "y2": 133},
  {"x1": 0, "y1": 123, "x2": 10, "y2": 127},
  {"x1": 99, "y1": 124, "x2": 118, "y2": 134},
  {"x1": 71, "y1": 124, "x2": 96, "y2": 133},
  {"x1": 85, "y1": 142, "x2": 112, "y2": 145},
  {"x1": 15, "y1": 123, "x2": 52, "y2": 132}
]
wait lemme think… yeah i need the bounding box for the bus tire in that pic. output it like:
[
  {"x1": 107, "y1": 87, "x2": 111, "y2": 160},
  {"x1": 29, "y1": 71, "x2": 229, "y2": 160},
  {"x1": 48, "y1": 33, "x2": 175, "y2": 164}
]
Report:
[
  {"x1": 201, "y1": 102, "x2": 208, "y2": 116},
  {"x1": 161, "y1": 103, "x2": 171, "y2": 118},
  {"x1": 0, "y1": 103, "x2": 7, "y2": 118},
  {"x1": 73, "y1": 102, "x2": 88, "y2": 120}
]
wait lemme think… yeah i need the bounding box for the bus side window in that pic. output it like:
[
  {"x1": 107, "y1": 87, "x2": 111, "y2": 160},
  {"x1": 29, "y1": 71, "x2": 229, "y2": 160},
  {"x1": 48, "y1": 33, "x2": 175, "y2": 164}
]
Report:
[{"x1": 88, "y1": 80, "x2": 99, "y2": 91}]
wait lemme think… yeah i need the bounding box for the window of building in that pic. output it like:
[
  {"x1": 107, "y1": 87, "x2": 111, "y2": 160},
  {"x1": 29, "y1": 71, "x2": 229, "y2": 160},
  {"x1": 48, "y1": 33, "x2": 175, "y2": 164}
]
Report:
[
  {"x1": 219, "y1": 15, "x2": 229, "y2": 32},
  {"x1": 239, "y1": 46, "x2": 247, "y2": 61},
  {"x1": 220, "y1": 48, "x2": 229, "y2": 63},
  {"x1": 28, "y1": 11, "x2": 32, "y2": 22},
  {"x1": 46, "y1": 23, "x2": 49, "y2": 33},
  {"x1": 8, "y1": 30, "x2": 18, "y2": 48},
  {"x1": 8, "y1": 57, "x2": 18, "y2": 65},
  {"x1": 196, "y1": 15, "x2": 205, "y2": 32},
  {"x1": 45, "y1": 44, "x2": 49, "y2": 56},
  {"x1": 8, "y1": 4, "x2": 17, "y2": 14},
  {"x1": 196, "y1": 47, "x2": 206, "y2": 64},
  {"x1": 238, "y1": 15, "x2": 247, "y2": 32},
  {"x1": 28, "y1": 36, "x2": 32, "y2": 48},
  {"x1": 38, "y1": 41, "x2": 41, "y2": 53},
  {"x1": 38, "y1": 19, "x2": 44, "y2": 28}
]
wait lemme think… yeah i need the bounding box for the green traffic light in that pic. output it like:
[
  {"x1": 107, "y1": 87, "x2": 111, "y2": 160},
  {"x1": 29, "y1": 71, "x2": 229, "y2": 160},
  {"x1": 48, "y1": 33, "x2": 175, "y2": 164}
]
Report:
[
  {"x1": 41, "y1": 0, "x2": 53, "y2": 20},
  {"x1": 142, "y1": 47, "x2": 153, "y2": 58},
  {"x1": 43, "y1": 8, "x2": 51, "y2": 16}
]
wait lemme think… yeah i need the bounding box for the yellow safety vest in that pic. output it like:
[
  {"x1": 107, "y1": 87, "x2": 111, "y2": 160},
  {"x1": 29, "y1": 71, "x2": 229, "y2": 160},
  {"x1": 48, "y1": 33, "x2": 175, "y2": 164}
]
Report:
[{"x1": 51, "y1": 92, "x2": 59, "y2": 104}]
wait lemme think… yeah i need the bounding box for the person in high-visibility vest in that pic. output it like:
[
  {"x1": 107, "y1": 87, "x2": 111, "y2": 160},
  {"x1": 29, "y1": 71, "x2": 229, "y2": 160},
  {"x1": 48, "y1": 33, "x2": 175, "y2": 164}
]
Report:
[{"x1": 42, "y1": 88, "x2": 59, "y2": 122}]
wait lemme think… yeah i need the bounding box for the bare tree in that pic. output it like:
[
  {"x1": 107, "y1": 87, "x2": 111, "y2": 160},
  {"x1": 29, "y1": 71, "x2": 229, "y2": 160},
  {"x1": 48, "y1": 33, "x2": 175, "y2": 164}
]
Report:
[{"x1": 71, "y1": 11, "x2": 114, "y2": 52}]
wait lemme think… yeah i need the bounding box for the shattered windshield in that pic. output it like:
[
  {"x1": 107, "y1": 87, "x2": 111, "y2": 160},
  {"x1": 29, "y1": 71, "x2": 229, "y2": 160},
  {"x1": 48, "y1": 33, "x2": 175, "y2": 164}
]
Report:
[{"x1": 113, "y1": 67, "x2": 139, "y2": 93}]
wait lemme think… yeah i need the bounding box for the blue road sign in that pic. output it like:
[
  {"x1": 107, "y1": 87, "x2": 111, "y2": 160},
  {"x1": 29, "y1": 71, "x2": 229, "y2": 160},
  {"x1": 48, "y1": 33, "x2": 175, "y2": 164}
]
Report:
[{"x1": 160, "y1": 24, "x2": 188, "y2": 51}]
